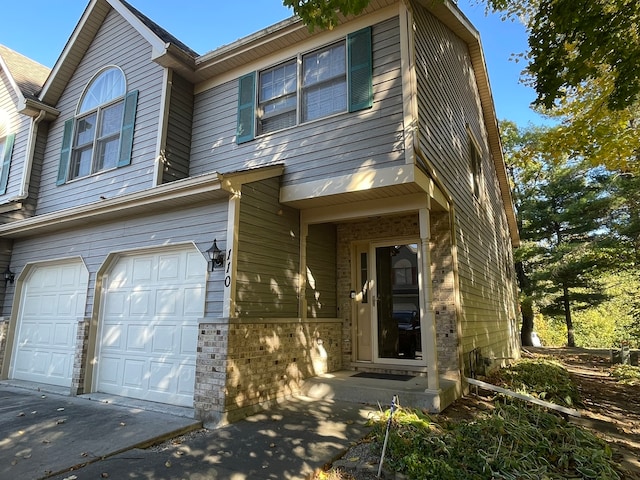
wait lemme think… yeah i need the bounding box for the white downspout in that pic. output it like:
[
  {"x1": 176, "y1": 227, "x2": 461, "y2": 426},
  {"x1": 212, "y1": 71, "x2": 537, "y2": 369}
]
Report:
[{"x1": 11, "y1": 109, "x2": 46, "y2": 201}]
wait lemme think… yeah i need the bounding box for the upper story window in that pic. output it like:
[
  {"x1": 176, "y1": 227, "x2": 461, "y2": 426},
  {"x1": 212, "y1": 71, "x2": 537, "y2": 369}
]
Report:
[
  {"x1": 469, "y1": 135, "x2": 484, "y2": 199},
  {"x1": 0, "y1": 109, "x2": 15, "y2": 195},
  {"x1": 237, "y1": 27, "x2": 372, "y2": 144},
  {"x1": 57, "y1": 67, "x2": 138, "y2": 185}
]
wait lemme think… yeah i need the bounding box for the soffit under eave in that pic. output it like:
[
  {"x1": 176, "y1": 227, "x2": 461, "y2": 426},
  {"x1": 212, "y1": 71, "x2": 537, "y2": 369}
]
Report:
[{"x1": 192, "y1": 0, "x2": 398, "y2": 83}]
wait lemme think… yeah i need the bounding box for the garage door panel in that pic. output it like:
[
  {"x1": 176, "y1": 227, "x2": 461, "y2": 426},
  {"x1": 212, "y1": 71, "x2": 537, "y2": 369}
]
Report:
[
  {"x1": 60, "y1": 265, "x2": 80, "y2": 285},
  {"x1": 158, "y1": 254, "x2": 180, "y2": 280},
  {"x1": 18, "y1": 321, "x2": 50, "y2": 344},
  {"x1": 97, "y1": 248, "x2": 206, "y2": 407},
  {"x1": 98, "y1": 356, "x2": 121, "y2": 385},
  {"x1": 156, "y1": 289, "x2": 180, "y2": 316},
  {"x1": 123, "y1": 359, "x2": 146, "y2": 388},
  {"x1": 52, "y1": 323, "x2": 72, "y2": 346},
  {"x1": 56, "y1": 293, "x2": 75, "y2": 315},
  {"x1": 130, "y1": 290, "x2": 151, "y2": 315},
  {"x1": 132, "y1": 258, "x2": 153, "y2": 282},
  {"x1": 125, "y1": 324, "x2": 150, "y2": 352},
  {"x1": 186, "y1": 252, "x2": 206, "y2": 279},
  {"x1": 184, "y1": 287, "x2": 205, "y2": 315},
  {"x1": 105, "y1": 291, "x2": 127, "y2": 315},
  {"x1": 180, "y1": 325, "x2": 198, "y2": 354},
  {"x1": 177, "y1": 364, "x2": 195, "y2": 396},
  {"x1": 49, "y1": 353, "x2": 70, "y2": 377},
  {"x1": 152, "y1": 326, "x2": 175, "y2": 353},
  {"x1": 149, "y1": 362, "x2": 175, "y2": 393}
]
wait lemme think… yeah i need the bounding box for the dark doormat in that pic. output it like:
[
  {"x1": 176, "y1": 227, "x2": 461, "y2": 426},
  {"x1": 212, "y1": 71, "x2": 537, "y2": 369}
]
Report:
[{"x1": 352, "y1": 372, "x2": 414, "y2": 381}]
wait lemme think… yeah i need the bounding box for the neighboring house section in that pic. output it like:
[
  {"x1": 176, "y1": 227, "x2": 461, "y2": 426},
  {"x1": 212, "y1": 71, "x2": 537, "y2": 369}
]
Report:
[
  {"x1": 0, "y1": 45, "x2": 50, "y2": 222},
  {"x1": 0, "y1": 0, "x2": 519, "y2": 426}
]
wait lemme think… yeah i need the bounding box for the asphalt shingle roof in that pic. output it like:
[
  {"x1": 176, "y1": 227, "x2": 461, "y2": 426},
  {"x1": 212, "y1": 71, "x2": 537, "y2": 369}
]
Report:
[{"x1": 0, "y1": 44, "x2": 50, "y2": 98}]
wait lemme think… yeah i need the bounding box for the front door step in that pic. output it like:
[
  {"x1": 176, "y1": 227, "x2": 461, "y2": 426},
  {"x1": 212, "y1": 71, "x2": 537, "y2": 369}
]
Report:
[{"x1": 301, "y1": 370, "x2": 458, "y2": 412}]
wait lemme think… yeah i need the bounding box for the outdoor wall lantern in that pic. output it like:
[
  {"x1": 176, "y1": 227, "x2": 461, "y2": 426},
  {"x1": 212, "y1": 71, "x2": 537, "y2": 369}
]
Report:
[
  {"x1": 206, "y1": 239, "x2": 225, "y2": 271},
  {"x1": 4, "y1": 265, "x2": 15, "y2": 286}
]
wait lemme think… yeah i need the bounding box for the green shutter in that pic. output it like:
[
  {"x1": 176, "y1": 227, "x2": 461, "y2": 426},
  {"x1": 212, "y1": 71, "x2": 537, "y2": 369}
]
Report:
[
  {"x1": 348, "y1": 27, "x2": 373, "y2": 112},
  {"x1": 57, "y1": 119, "x2": 74, "y2": 185},
  {"x1": 237, "y1": 72, "x2": 256, "y2": 144},
  {"x1": 0, "y1": 133, "x2": 15, "y2": 194},
  {"x1": 117, "y1": 90, "x2": 138, "y2": 167}
]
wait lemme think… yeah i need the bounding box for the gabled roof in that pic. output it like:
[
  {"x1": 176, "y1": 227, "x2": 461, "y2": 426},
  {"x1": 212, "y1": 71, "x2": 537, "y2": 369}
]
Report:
[
  {"x1": 119, "y1": 0, "x2": 198, "y2": 58},
  {"x1": 0, "y1": 45, "x2": 50, "y2": 100},
  {"x1": 39, "y1": 0, "x2": 197, "y2": 107},
  {"x1": 29, "y1": 0, "x2": 518, "y2": 245}
]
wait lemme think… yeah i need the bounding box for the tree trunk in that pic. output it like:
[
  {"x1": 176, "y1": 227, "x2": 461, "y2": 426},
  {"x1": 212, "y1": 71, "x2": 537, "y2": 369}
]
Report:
[
  {"x1": 520, "y1": 297, "x2": 535, "y2": 346},
  {"x1": 515, "y1": 261, "x2": 535, "y2": 346},
  {"x1": 563, "y1": 283, "x2": 575, "y2": 347}
]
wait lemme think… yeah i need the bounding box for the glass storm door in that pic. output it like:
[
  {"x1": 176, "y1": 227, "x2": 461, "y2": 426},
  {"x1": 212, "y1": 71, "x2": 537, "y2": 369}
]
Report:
[
  {"x1": 374, "y1": 243, "x2": 423, "y2": 362},
  {"x1": 355, "y1": 245, "x2": 372, "y2": 361}
]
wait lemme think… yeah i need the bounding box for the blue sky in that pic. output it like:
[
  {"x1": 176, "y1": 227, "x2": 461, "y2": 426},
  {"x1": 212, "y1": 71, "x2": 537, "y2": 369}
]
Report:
[{"x1": 1, "y1": 0, "x2": 546, "y2": 126}]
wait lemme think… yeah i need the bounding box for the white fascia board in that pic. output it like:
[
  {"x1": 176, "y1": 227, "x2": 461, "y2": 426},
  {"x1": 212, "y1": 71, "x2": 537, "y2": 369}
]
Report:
[
  {"x1": 0, "y1": 172, "x2": 225, "y2": 238},
  {"x1": 0, "y1": 55, "x2": 25, "y2": 106},
  {"x1": 106, "y1": 0, "x2": 169, "y2": 56}
]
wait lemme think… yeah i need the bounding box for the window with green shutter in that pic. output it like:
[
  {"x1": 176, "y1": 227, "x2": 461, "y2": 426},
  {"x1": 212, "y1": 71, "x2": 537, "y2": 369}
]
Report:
[
  {"x1": 236, "y1": 26, "x2": 373, "y2": 143},
  {"x1": 57, "y1": 66, "x2": 137, "y2": 184},
  {"x1": 0, "y1": 133, "x2": 15, "y2": 194}
]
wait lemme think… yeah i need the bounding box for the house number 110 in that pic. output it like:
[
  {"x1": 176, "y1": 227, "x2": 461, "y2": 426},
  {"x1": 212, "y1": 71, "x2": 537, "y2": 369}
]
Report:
[{"x1": 224, "y1": 249, "x2": 232, "y2": 288}]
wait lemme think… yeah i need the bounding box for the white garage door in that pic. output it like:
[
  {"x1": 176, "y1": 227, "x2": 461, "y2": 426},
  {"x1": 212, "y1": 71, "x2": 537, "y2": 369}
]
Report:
[
  {"x1": 12, "y1": 260, "x2": 89, "y2": 387},
  {"x1": 97, "y1": 248, "x2": 206, "y2": 407}
]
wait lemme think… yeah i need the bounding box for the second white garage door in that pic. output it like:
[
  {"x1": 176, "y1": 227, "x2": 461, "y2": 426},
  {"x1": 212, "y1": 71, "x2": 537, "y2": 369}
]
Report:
[{"x1": 97, "y1": 247, "x2": 206, "y2": 407}]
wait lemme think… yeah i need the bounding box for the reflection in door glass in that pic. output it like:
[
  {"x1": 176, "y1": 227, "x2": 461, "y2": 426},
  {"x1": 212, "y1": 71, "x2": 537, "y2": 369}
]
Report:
[{"x1": 376, "y1": 244, "x2": 421, "y2": 360}]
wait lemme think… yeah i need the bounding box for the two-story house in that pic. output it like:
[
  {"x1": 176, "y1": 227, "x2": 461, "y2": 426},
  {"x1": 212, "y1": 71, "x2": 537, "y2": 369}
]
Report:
[{"x1": 0, "y1": 0, "x2": 520, "y2": 426}]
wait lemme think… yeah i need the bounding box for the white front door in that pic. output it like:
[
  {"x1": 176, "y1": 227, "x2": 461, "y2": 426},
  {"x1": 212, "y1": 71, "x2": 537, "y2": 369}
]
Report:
[
  {"x1": 96, "y1": 247, "x2": 206, "y2": 407},
  {"x1": 12, "y1": 260, "x2": 89, "y2": 387}
]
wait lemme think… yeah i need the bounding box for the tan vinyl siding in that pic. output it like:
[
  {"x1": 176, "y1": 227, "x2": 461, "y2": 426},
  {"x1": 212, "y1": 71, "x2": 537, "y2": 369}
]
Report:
[
  {"x1": 412, "y1": 2, "x2": 518, "y2": 364},
  {"x1": 4, "y1": 201, "x2": 228, "y2": 320},
  {"x1": 37, "y1": 8, "x2": 164, "y2": 214},
  {"x1": 306, "y1": 223, "x2": 337, "y2": 318},
  {"x1": 190, "y1": 17, "x2": 404, "y2": 186},
  {"x1": 235, "y1": 177, "x2": 300, "y2": 317},
  {"x1": 162, "y1": 73, "x2": 193, "y2": 183}
]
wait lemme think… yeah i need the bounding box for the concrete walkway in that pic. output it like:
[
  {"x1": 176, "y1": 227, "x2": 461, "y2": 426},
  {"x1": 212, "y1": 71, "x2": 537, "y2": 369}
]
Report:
[{"x1": 0, "y1": 383, "x2": 378, "y2": 480}]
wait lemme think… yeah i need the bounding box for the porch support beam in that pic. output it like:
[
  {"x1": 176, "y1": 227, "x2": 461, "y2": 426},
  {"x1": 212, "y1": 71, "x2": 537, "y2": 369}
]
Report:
[{"x1": 419, "y1": 207, "x2": 439, "y2": 391}]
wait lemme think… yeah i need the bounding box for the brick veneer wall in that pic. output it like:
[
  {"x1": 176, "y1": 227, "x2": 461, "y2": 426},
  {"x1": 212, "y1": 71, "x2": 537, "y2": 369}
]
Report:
[
  {"x1": 430, "y1": 212, "x2": 459, "y2": 377},
  {"x1": 0, "y1": 318, "x2": 7, "y2": 374},
  {"x1": 194, "y1": 321, "x2": 230, "y2": 426},
  {"x1": 71, "y1": 318, "x2": 91, "y2": 395},
  {"x1": 196, "y1": 318, "x2": 342, "y2": 425}
]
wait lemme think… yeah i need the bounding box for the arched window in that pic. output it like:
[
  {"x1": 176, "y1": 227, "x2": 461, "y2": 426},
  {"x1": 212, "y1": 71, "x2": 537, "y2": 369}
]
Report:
[{"x1": 58, "y1": 67, "x2": 138, "y2": 184}]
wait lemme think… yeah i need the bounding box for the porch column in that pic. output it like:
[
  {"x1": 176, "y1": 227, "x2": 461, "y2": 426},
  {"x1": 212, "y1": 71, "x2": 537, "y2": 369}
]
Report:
[{"x1": 419, "y1": 208, "x2": 439, "y2": 391}]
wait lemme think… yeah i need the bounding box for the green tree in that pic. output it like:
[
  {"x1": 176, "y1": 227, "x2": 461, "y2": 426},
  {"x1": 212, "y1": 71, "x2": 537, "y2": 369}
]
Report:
[
  {"x1": 501, "y1": 121, "x2": 547, "y2": 346},
  {"x1": 520, "y1": 161, "x2": 612, "y2": 346},
  {"x1": 282, "y1": 0, "x2": 370, "y2": 29}
]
